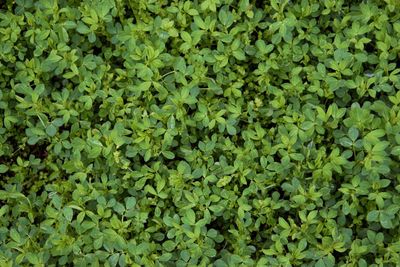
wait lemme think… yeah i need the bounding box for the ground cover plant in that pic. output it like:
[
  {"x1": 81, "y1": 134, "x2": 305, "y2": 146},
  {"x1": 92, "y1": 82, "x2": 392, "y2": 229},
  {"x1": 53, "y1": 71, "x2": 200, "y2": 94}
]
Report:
[{"x1": 1, "y1": 0, "x2": 400, "y2": 266}]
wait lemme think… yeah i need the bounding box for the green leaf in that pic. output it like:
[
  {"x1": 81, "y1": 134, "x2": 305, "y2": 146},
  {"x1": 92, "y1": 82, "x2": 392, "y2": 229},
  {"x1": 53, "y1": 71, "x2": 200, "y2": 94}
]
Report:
[
  {"x1": 367, "y1": 210, "x2": 379, "y2": 222},
  {"x1": 0, "y1": 164, "x2": 9, "y2": 174},
  {"x1": 348, "y1": 127, "x2": 359, "y2": 141},
  {"x1": 10, "y1": 229, "x2": 21, "y2": 243},
  {"x1": 63, "y1": 207, "x2": 73, "y2": 221},
  {"x1": 26, "y1": 253, "x2": 40, "y2": 265},
  {"x1": 162, "y1": 150, "x2": 175, "y2": 159},
  {"x1": 391, "y1": 146, "x2": 400, "y2": 156},
  {"x1": 177, "y1": 161, "x2": 191, "y2": 175},
  {"x1": 183, "y1": 208, "x2": 196, "y2": 225},
  {"x1": 380, "y1": 213, "x2": 393, "y2": 229},
  {"x1": 77, "y1": 22, "x2": 91, "y2": 34},
  {"x1": 46, "y1": 124, "x2": 57, "y2": 137},
  {"x1": 232, "y1": 50, "x2": 246, "y2": 60},
  {"x1": 163, "y1": 240, "x2": 176, "y2": 252},
  {"x1": 125, "y1": 197, "x2": 136, "y2": 210},
  {"x1": 278, "y1": 217, "x2": 290, "y2": 229},
  {"x1": 181, "y1": 31, "x2": 192, "y2": 43},
  {"x1": 340, "y1": 137, "x2": 353, "y2": 147}
]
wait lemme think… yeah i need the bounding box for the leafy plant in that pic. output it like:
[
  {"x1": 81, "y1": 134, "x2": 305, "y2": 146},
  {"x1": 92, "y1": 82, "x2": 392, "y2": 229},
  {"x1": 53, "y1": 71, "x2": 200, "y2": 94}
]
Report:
[{"x1": 1, "y1": 0, "x2": 400, "y2": 266}]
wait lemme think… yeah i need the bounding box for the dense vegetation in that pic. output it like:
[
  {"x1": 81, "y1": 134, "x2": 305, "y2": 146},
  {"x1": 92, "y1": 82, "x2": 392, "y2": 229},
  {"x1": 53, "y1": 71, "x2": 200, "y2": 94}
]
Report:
[{"x1": 1, "y1": 0, "x2": 400, "y2": 266}]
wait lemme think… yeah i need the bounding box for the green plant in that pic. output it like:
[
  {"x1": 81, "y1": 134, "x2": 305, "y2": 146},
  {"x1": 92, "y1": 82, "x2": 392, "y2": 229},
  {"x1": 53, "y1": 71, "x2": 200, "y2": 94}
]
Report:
[{"x1": 1, "y1": 0, "x2": 400, "y2": 266}]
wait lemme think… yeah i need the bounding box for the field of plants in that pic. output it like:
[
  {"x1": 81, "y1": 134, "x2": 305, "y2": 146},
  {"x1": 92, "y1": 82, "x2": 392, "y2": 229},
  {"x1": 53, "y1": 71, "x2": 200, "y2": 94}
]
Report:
[{"x1": 1, "y1": 0, "x2": 400, "y2": 266}]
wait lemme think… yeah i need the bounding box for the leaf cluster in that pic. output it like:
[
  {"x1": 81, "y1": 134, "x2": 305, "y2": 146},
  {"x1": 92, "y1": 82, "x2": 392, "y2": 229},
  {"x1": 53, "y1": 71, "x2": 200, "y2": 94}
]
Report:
[{"x1": 1, "y1": 0, "x2": 400, "y2": 266}]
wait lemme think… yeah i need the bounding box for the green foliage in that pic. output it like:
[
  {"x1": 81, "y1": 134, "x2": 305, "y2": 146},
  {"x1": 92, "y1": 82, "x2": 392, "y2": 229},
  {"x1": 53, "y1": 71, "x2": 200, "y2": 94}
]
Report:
[{"x1": 1, "y1": 0, "x2": 400, "y2": 266}]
